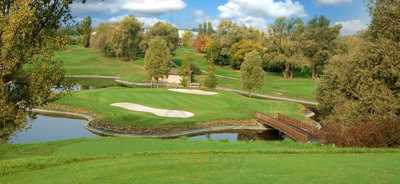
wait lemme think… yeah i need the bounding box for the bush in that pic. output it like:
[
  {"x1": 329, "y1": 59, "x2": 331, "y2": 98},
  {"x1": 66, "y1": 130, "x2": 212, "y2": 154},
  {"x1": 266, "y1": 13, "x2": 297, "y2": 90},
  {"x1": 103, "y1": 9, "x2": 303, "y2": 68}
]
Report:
[{"x1": 320, "y1": 119, "x2": 400, "y2": 148}]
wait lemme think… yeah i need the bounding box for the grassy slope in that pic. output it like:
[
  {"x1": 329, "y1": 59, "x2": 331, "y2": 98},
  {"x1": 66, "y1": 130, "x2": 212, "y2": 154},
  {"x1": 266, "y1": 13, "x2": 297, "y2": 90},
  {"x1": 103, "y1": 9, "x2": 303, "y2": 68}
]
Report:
[
  {"x1": 56, "y1": 46, "x2": 316, "y2": 100},
  {"x1": 1, "y1": 138, "x2": 399, "y2": 184},
  {"x1": 175, "y1": 48, "x2": 317, "y2": 101},
  {"x1": 53, "y1": 87, "x2": 305, "y2": 127},
  {"x1": 55, "y1": 45, "x2": 149, "y2": 82}
]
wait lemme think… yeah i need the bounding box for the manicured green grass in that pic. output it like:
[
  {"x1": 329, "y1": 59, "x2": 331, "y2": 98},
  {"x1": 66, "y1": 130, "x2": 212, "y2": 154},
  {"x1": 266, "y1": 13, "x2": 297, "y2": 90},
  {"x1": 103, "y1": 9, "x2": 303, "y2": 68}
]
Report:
[
  {"x1": 53, "y1": 87, "x2": 305, "y2": 127},
  {"x1": 55, "y1": 45, "x2": 149, "y2": 82},
  {"x1": 56, "y1": 46, "x2": 317, "y2": 100},
  {"x1": 1, "y1": 138, "x2": 399, "y2": 184},
  {"x1": 175, "y1": 48, "x2": 317, "y2": 100}
]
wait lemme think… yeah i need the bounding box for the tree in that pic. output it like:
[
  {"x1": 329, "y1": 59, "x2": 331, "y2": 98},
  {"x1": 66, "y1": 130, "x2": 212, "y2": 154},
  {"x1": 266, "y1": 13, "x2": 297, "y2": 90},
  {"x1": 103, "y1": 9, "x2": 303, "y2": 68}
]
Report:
[
  {"x1": 240, "y1": 51, "x2": 264, "y2": 97},
  {"x1": 144, "y1": 37, "x2": 171, "y2": 87},
  {"x1": 229, "y1": 39, "x2": 263, "y2": 69},
  {"x1": 303, "y1": 16, "x2": 341, "y2": 78},
  {"x1": 203, "y1": 62, "x2": 218, "y2": 89},
  {"x1": 192, "y1": 34, "x2": 210, "y2": 53},
  {"x1": 266, "y1": 17, "x2": 307, "y2": 79},
  {"x1": 182, "y1": 30, "x2": 193, "y2": 47},
  {"x1": 110, "y1": 16, "x2": 143, "y2": 61},
  {"x1": 179, "y1": 54, "x2": 193, "y2": 87},
  {"x1": 141, "y1": 22, "x2": 179, "y2": 51},
  {"x1": 1, "y1": 0, "x2": 78, "y2": 139},
  {"x1": 317, "y1": 0, "x2": 400, "y2": 147},
  {"x1": 77, "y1": 16, "x2": 92, "y2": 48},
  {"x1": 206, "y1": 22, "x2": 214, "y2": 35},
  {"x1": 91, "y1": 22, "x2": 116, "y2": 56}
]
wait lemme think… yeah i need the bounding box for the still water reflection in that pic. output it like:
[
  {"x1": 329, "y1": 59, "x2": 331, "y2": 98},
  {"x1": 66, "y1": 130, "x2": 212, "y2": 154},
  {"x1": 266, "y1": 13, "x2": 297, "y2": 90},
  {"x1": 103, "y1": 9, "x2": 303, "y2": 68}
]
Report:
[{"x1": 8, "y1": 115, "x2": 97, "y2": 144}]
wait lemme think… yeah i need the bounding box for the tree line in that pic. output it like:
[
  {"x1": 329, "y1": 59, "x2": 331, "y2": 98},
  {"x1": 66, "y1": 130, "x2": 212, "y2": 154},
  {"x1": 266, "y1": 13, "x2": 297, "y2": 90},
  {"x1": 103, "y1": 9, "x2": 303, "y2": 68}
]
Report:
[{"x1": 190, "y1": 17, "x2": 342, "y2": 79}]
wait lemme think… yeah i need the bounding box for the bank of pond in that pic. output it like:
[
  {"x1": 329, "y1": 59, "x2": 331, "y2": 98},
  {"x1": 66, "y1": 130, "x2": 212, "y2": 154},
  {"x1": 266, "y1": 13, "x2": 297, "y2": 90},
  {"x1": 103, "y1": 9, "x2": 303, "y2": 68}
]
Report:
[
  {"x1": 7, "y1": 78, "x2": 308, "y2": 145},
  {"x1": 8, "y1": 114, "x2": 283, "y2": 144}
]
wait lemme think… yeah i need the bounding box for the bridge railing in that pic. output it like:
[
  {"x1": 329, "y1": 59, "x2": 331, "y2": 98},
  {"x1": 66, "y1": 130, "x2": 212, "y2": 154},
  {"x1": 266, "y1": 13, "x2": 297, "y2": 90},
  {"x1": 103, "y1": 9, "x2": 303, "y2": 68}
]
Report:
[
  {"x1": 276, "y1": 114, "x2": 320, "y2": 136},
  {"x1": 255, "y1": 113, "x2": 310, "y2": 143}
]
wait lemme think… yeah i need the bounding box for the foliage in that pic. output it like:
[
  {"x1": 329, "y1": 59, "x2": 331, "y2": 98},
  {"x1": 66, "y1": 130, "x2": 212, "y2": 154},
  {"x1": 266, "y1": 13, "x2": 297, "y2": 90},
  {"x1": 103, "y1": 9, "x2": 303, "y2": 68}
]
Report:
[
  {"x1": 192, "y1": 34, "x2": 210, "y2": 53},
  {"x1": 0, "y1": 0, "x2": 74, "y2": 139},
  {"x1": 265, "y1": 17, "x2": 307, "y2": 79},
  {"x1": 90, "y1": 22, "x2": 116, "y2": 57},
  {"x1": 144, "y1": 37, "x2": 171, "y2": 85},
  {"x1": 240, "y1": 51, "x2": 264, "y2": 97},
  {"x1": 179, "y1": 54, "x2": 192, "y2": 87},
  {"x1": 317, "y1": 0, "x2": 400, "y2": 147},
  {"x1": 77, "y1": 16, "x2": 92, "y2": 48},
  {"x1": 141, "y1": 22, "x2": 179, "y2": 51},
  {"x1": 110, "y1": 16, "x2": 143, "y2": 61},
  {"x1": 182, "y1": 30, "x2": 193, "y2": 47},
  {"x1": 229, "y1": 40, "x2": 263, "y2": 69},
  {"x1": 320, "y1": 120, "x2": 400, "y2": 147},
  {"x1": 198, "y1": 21, "x2": 214, "y2": 35},
  {"x1": 202, "y1": 62, "x2": 218, "y2": 89},
  {"x1": 303, "y1": 16, "x2": 342, "y2": 78}
]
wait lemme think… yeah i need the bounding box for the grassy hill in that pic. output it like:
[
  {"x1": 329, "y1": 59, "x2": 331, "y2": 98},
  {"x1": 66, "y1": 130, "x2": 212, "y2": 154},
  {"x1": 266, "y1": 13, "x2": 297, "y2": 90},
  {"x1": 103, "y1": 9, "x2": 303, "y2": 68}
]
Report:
[
  {"x1": 1, "y1": 138, "x2": 399, "y2": 184},
  {"x1": 55, "y1": 46, "x2": 317, "y2": 100}
]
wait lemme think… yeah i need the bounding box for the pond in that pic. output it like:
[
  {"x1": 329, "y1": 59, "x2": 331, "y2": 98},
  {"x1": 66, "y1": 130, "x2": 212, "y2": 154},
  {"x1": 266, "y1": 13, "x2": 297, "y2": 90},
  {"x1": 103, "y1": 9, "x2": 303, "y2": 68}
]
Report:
[
  {"x1": 68, "y1": 78, "x2": 119, "y2": 91},
  {"x1": 189, "y1": 130, "x2": 282, "y2": 142},
  {"x1": 8, "y1": 115, "x2": 97, "y2": 144},
  {"x1": 7, "y1": 115, "x2": 282, "y2": 144}
]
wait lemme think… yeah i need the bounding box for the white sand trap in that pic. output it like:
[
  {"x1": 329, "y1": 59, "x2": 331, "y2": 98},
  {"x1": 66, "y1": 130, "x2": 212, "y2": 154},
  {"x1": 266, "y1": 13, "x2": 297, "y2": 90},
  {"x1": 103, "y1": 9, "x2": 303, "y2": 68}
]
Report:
[
  {"x1": 168, "y1": 89, "x2": 218, "y2": 96},
  {"x1": 111, "y1": 103, "x2": 194, "y2": 118}
]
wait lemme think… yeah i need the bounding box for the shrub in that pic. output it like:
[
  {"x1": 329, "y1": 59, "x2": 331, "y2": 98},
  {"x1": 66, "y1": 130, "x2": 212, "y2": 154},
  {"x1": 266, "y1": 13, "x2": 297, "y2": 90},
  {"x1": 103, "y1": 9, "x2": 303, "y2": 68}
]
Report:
[{"x1": 320, "y1": 119, "x2": 400, "y2": 148}]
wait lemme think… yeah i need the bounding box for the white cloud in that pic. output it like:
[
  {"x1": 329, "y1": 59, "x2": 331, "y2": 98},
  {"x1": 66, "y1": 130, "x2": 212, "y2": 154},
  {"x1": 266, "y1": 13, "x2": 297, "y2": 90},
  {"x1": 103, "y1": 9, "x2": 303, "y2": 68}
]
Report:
[
  {"x1": 108, "y1": 15, "x2": 172, "y2": 28},
  {"x1": 216, "y1": 0, "x2": 305, "y2": 29},
  {"x1": 71, "y1": 0, "x2": 186, "y2": 16},
  {"x1": 218, "y1": 0, "x2": 306, "y2": 19},
  {"x1": 315, "y1": 0, "x2": 352, "y2": 5},
  {"x1": 335, "y1": 19, "x2": 367, "y2": 35}
]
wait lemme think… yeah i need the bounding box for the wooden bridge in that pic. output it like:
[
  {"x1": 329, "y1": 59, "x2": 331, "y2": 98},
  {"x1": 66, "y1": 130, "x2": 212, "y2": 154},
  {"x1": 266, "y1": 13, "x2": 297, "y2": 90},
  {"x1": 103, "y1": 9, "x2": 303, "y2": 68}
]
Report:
[{"x1": 256, "y1": 112, "x2": 320, "y2": 143}]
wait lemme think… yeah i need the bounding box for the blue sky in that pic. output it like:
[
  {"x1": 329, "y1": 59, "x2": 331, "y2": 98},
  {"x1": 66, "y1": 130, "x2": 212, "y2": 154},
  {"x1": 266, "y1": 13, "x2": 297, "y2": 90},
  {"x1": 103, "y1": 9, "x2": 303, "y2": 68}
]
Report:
[{"x1": 71, "y1": 0, "x2": 370, "y2": 35}]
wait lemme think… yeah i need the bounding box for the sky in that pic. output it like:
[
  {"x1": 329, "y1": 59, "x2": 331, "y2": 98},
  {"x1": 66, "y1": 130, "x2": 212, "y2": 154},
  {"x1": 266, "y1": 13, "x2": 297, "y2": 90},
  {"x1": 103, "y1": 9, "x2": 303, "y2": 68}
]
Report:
[{"x1": 71, "y1": 0, "x2": 371, "y2": 35}]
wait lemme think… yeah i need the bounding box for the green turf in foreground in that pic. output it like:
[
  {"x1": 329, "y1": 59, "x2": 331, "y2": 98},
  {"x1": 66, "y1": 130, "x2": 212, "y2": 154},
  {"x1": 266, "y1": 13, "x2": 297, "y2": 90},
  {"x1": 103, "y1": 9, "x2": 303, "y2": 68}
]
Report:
[
  {"x1": 53, "y1": 87, "x2": 305, "y2": 127},
  {"x1": 1, "y1": 138, "x2": 399, "y2": 184}
]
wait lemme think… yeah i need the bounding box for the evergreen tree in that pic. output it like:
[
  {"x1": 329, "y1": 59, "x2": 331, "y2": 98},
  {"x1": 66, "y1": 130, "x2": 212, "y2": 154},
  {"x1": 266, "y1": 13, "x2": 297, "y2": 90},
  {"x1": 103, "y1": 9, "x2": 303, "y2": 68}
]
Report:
[
  {"x1": 240, "y1": 51, "x2": 264, "y2": 97},
  {"x1": 144, "y1": 37, "x2": 171, "y2": 87}
]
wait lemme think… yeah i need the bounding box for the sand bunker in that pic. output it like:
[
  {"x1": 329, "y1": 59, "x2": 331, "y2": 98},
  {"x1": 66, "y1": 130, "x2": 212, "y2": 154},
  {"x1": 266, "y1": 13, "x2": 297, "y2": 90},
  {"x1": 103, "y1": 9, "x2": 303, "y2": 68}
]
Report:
[
  {"x1": 168, "y1": 89, "x2": 218, "y2": 96},
  {"x1": 111, "y1": 103, "x2": 194, "y2": 118}
]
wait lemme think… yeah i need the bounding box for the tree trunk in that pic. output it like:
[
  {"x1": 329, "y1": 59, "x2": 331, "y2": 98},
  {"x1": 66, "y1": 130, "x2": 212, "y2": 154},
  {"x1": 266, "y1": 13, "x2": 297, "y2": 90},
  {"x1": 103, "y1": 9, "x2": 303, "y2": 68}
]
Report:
[
  {"x1": 283, "y1": 63, "x2": 291, "y2": 79},
  {"x1": 311, "y1": 63, "x2": 317, "y2": 79}
]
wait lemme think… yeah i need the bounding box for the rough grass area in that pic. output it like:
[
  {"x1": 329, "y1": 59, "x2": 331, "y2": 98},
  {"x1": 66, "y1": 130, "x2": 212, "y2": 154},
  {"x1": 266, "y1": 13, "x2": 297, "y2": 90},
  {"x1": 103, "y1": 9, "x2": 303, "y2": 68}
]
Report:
[
  {"x1": 55, "y1": 46, "x2": 317, "y2": 100},
  {"x1": 1, "y1": 138, "x2": 399, "y2": 184},
  {"x1": 52, "y1": 87, "x2": 305, "y2": 128}
]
